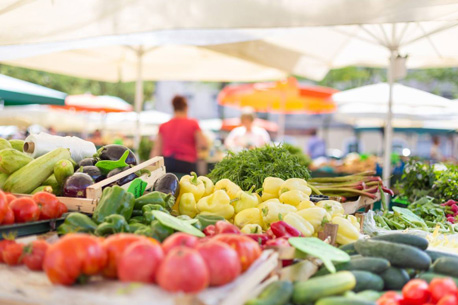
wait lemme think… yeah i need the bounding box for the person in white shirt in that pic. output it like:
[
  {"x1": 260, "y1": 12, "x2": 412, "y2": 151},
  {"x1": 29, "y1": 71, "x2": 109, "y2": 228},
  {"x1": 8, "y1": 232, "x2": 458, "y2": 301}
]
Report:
[{"x1": 225, "y1": 108, "x2": 271, "y2": 152}]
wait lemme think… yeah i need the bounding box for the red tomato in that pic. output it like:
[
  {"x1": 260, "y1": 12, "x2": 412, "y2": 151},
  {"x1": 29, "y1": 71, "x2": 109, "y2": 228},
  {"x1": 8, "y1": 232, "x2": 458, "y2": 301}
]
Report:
[
  {"x1": 430, "y1": 278, "x2": 457, "y2": 302},
  {"x1": 3, "y1": 243, "x2": 24, "y2": 265},
  {"x1": 438, "y1": 294, "x2": 458, "y2": 305},
  {"x1": 23, "y1": 240, "x2": 49, "y2": 271},
  {"x1": 157, "y1": 246, "x2": 209, "y2": 293},
  {"x1": 2, "y1": 208, "x2": 14, "y2": 225},
  {"x1": 161, "y1": 233, "x2": 198, "y2": 254},
  {"x1": 118, "y1": 240, "x2": 163, "y2": 283},
  {"x1": 10, "y1": 198, "x2": 40, "y2": 223},
  {"x1": 212, "y1": 234, "x2": 262, "y2": 272},
  {"x1": 0, "y1": 191, "x2": 9, "y2": 223},
  {"x1": 43, "y1": 234, "x2": 107, "y2": 285},
  {"x1": 33, "y1": 192, "x2": 60, "y2": 220},
  {"x1": 102, "y1": 233, "x2": 148, "y2": 278},
  {"x1": 5, "y1": 194, "x2": 16, "y2": 205},
  {"x1": 197, "y1": 240, "x2": 241, "y2": 286},
  {"x1": 402, "y1": 279, "x2": 431, "y2": 305},
  {"x1": 0, "y1": 239, "x2": 16, "y2": 263},
  {"x1": 377, "y1": 291, "x2": 404, "y2": 305},
  {"x1": 57, "y1": 202, "x2": 68, "y2": 216}
]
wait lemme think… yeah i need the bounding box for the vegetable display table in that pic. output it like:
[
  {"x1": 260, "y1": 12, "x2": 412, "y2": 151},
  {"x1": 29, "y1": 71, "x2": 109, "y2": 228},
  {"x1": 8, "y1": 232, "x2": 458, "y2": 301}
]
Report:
[{"x1": 0, "y1": 250, "x2": 278, "y2": 305}]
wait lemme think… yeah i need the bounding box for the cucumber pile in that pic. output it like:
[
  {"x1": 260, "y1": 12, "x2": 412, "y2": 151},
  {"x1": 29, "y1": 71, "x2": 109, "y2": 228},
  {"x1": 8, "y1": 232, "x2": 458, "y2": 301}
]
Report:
[{"x1": 247, "y1": 233, "x2": 458, "y2": 305}]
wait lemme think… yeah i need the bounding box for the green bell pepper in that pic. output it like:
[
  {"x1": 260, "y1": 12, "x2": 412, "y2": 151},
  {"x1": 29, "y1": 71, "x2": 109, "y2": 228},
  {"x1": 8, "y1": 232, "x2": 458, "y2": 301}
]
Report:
[
  {"x1": 129, "y1": 216, "x2": 146, "y2": 224},
  {"x1": 151, "y1": 220, "x2": 174, "y2": 242},
  {"x1": 135, "y1": 225, "x2": 154, "y2": 237},
  {"x1": 94, "y1": 214, "x2": 130, "y2": 236},
  {"x1": 92, "y1": 186, "x2": 135, "y2": 224},
  {"x1": 128, "y1": 222, "x2": 148, "y2": 233},
  {"x1": 57, "y1": 212, "x2": 97, "y2": 235},
  {"x1": 142, "y1": 204, "x2": 170, "y2": 223},
  {"x1": 195, "y1": 214, "x2": 225, "y2": 229},
  {"x1": 134, "y1": 191, "x2": 175, "y2": 211}
]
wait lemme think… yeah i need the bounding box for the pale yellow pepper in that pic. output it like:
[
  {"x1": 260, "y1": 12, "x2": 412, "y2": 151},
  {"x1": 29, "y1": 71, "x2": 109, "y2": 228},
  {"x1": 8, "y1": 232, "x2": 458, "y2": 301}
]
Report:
[
  {"x1": 279, "y1": 178, "x2": 312, "y2": 196},
  {"x1": 178, "y1": 193, "x2": 198, "y2": 218},
  {"x1": 346, "y1": 215, "x2": 361, "y2": 231},
  {"x1": 296, "y1": 207, "x2": 331, "y2": 231},
  {"x1": 258, "y1": 199, "x2": 297, "y2": 227},
  {"x1": 197, "y1": 176, "x2": 214, "y2": 197},
  {"x1": 283, "y1": 212, "x2": 314, "y2": 237},
  {"x1": 316, "y1": 200, "x2": 345, "y2": 217},
  {"x1": 332, "y1": 216, "x2": 360, "y2": 245},
  {"x1": 241, "y1": 224, "x2": 263, "y2": 234},
  {"x1": 214, "y1": 179, "x2": 241, "y2": 200},
  {"x1": 296, "y1": 200, "x2": 315, "y2": 210},
  {"x1": 174, "y1": 172, "x2": 205, "y2": 211},
  {"x1": 279, "y1": 190, "x2": 310, "y2": 207},
  {"x1": 234, "y1": 208, "x2": 263, "y2": 228},
  {"x1": 261, "y1": 177, "x2": 284, "y2": 201},
  {"x1": 197, "y1": 190, "x2": 235, "y2": 220},
  {"x1": 232, "y1": 186, "x2": 259, "y2": 213}
]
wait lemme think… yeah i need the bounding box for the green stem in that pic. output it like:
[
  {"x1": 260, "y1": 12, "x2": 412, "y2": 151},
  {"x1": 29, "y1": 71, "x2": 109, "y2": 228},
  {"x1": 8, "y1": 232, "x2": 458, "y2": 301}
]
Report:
[
  {"x1": 308, "y1": 184, "x2": 322, "y2": 195},
  {"x1": 190, "y1": 172, "x2": 199, "y2": 185}
]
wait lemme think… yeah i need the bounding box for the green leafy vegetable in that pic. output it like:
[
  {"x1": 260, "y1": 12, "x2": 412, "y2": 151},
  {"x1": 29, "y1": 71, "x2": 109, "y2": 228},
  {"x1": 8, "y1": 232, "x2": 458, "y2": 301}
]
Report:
[{"x1": 151, "y1": 211, "x2": 205, "y2": 237}]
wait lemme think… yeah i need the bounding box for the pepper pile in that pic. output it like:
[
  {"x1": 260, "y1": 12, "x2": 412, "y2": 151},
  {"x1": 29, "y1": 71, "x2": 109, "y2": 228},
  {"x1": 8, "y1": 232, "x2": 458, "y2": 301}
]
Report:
[{"x1": 175, "y1": 173, "x2": 362, "y2": 246}]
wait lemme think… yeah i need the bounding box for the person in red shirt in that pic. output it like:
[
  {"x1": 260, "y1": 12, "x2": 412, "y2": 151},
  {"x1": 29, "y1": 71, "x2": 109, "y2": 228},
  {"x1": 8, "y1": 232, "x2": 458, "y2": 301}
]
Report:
[{"x1": 151, "y1": 95, "x2": 207, "y2": 174}]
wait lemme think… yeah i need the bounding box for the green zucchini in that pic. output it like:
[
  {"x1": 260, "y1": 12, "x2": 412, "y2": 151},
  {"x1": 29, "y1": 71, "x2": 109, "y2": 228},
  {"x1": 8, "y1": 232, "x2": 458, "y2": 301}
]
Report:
[
  {"x1": 31, "y1": 185, "x2": 53, "y2": 195},
  {"x1": 3, "y1": 148, "x2": 71, "y2": 194},
  {"x1": 0, "y1": 149, "x2": 33, "y2": 174},
  {"x1": 0, "y1": 138, "x2": 12, "y2": 150},
  {"x1": 351, "y1": 271, "x2": 384, "y2": 292},
  {"x1": 379, "y1": 267, "x2": 410, "y2": 290},
  {"x1": 354, "y1": 239, "x2": 431, "y2": 270},
  {"x1": 8, "y1": 140, "x2": 24, "y2": 152},
  {"x1": 354, "y1": 290, "x2": 383, "y2": 302},
  {"x1": 316, "y1": 296, "x2": 376, "y2": 305},
  {"x1": 419, "y1": 272, "x2": 458, "y2": 286},
  {"x1": 371, "y1": 233, "x2": 428, "y2": 250},
  {"x1": 340, "y1": 242, "x2": 358, "y2": 255},
  {"x1": 54, "y1": 159, "x2": 74, "y2": 186},
  {"x1": 43, "y1": 174, "x2": 61, "y2": 195},
  {"x1": 292, "y1": 271, "x2": 356, "y2": 304},
  {"x1": 432, "y1": 257, "x2": 458, "y2": 278},
  {"x1": 314, "y1": 257, "x2": 390, "y2": 277},
  {"x1": 426, "y1": 250, "x2": 458, "y2": 262},
  {"x1": 0, "y1": 172, "x2": 8, "y2": 189},
  {"x1": 245, "y1": 280, "x2": 293, "y2": 305}
]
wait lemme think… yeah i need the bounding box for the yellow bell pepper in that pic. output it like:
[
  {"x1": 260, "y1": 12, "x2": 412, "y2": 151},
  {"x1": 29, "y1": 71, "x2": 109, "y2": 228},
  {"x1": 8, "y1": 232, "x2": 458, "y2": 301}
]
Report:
[
  {"x1": 197, "y1": 190, "x2": 235, "y2": 220},
  {"x1": 233, "y1": 186, "x2": 259, "y2": 213},
  {"x1": 258, "y1": 199, "x2": 297, "y2": 226},
  {"x1": 261, "y1": 177, "x2": 284, "y2": 201},
  {"x1": 234, "y1": 208, "x2": 263, "y2": 228},
  {"x1": 346, "y1": 215, "x2": 361, "y2": 231},
  {"x1": 178, "y1": 193, "x2": 198, "y2": 218},
  {"x1": 296, "y1": 200, "x2": 315, "y2": 210},
  {"x1": 197, "y1": 176, "x2": 214, "y2": 197},
  {"x1": 296, "y1": 207, "x2": 331, "y2": 231},
  {"x1": 332, "y1": 216, "x2": 360, "y2": 245},
  {"x1": 279, "y1": 178, "x2": 312, "y2": 196},
  {"x1": 316, "y1": 200, "x2": 345, "y2": 217},
  {"x1": 279, "y1": 190, "x2": 310, "y2": 207},
  {"x1": 178, "y1": 172, "x2": 205, "y2": 202},
  {"x1": 241, "y1": 224, "x2": 263, "y2": 234},
  {"x1": 214, "y1": 179, "x2": 241, "y2": 200},
  {"x1": 283, "y1": 212, "x2": 314, "y2": 237}
]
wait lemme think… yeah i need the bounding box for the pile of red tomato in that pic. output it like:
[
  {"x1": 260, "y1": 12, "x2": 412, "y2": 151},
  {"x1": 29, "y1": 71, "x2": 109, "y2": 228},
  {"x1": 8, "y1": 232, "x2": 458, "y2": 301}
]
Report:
[
  {"x1": 0, "y1": 231, "x2": 262, "y2": 293},
  {"x1": 0, "y1": 191, "x2": 67, "y2": 225},
  {"x1": 378, "y1": 278, "x2": 458, "y2": 305}
]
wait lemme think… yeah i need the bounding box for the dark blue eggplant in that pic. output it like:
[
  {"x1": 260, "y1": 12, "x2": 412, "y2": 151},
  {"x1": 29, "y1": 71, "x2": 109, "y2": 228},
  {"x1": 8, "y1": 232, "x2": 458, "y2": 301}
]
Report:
[
  {"x1": 98, "y1": 145, "x2": 137, "y2": 165},
  {"x1": 153, "y1": 173, "x2": 180, "y2": 197}
]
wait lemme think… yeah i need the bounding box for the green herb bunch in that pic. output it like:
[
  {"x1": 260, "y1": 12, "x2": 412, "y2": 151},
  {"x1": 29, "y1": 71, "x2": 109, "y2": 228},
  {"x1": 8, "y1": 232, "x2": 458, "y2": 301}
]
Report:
[{"x1": 208, "y1": 144, "x2": 311, "y2": 190}]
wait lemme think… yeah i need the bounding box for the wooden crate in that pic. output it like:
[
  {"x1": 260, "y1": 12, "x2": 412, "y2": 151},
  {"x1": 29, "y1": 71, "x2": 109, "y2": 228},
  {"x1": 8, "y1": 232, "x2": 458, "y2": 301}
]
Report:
[
  {"x1": 0, "y1": 250, "x2": 278, "y2": 305},
  {"x1": 16, "y1": 157, "x2": 166, "y2": 214}
]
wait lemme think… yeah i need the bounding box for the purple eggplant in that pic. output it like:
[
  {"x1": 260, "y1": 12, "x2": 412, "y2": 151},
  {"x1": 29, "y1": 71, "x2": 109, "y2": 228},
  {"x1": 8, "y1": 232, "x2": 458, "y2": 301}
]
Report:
[
  {"x1": 98, "y1": 145, "x2": 137, "y2": 165},
  {"x1": 63, "y1": 173, "x2": 94, "y2": 198}
]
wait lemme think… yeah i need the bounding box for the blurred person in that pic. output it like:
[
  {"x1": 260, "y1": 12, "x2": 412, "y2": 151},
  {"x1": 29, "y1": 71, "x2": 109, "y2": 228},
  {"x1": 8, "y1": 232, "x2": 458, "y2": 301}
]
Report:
[
  {"x1": 225, "y1": 108, "x2": 270, "y2": 152},
  {"x1": 151, "y1": 95, "x2": 207, "y2": 175},
  {"x1": 307, "y1": 129, "x2": 326, "y2": 159},
  {"x1": 430, "y1": 135, "x2": 443, "y2": 161},
  {"x1": 89, "y1": 129, "x2": 104, "y2": 147}
]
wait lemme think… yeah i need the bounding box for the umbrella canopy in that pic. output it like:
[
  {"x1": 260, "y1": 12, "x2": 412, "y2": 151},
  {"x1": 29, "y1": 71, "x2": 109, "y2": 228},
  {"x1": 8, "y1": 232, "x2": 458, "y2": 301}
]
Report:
[
  {"x1": 53, "y1": 94, "x2": 133, "y2": 112},
  {"x1": 0, "y1": 74, "x2": 66, "y2": 106},
  {"x1": 219, "y1": 78, "x2": 337, "y2": 114}
]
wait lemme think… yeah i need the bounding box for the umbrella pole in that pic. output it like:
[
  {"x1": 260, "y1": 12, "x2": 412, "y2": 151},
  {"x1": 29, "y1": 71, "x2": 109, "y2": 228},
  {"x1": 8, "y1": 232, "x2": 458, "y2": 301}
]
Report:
[
  {"x1": 134, "y1": 47, "x2": 144, "y2": 152},
  {"x1": 383, "y1": 50, "x2": 396, "y2": 188}
]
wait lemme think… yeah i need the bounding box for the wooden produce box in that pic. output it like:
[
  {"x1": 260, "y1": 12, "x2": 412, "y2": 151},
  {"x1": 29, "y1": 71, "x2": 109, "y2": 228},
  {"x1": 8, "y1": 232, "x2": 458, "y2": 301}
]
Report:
[
  {"x1": 342, "y1": 192, "x2": 380, "y2": 215},
  {"x1": 0, "y1": 250, "x2": 278, "y2": 305}
]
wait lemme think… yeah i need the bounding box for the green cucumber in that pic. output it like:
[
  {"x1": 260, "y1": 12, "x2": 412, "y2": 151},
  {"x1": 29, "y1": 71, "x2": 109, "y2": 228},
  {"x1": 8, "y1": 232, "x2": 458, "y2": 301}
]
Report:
[
  {"x1": 8, "y1": 140, "x2": 24, "y2": 152},
  {"x1": 43, "y1": 174, "x2": 61, "y2": 195},
  {"x1": 54, "y1": 159, "x2": 75, "y2": 186},
  {"x1": 0, "y1": 172, "x2": 8, "y2": 189},
  {"x1": 351, "y1": 271, "x2": 384, "y2": 292},
  {"x1": 379, "y1": 267, "x2": 410, "y2": 290},
  {"x1": 371, "y1": 234, "x2": 428, "y2": 250},
  {"x1": 426, "y1": 250, "x2": 458, "y2": 262},
  {"x1": 340, "y1": 242, "x2": 358, "y2": 255},
  {"x1": 316, "y1": 296, "x2": 376, "y2": 305},
  {"x1": 0, "y1": 149, "x2": 33, "y2": 174},
  {"x1": 292, "y1": 271, "x2": 356, "y2": 304},
  {"x1": 354, "y1": 239, "x2": 431, "y2": 270},
  {"x1": 314, "y1": 257, "x2": 390, "y2": 277},
  {"x1": 419, "y1": 272, "x2": 458, "y2": 286},
  {"x1": 3, "y1": 148, "x2": 71, "y2": 194},
  {"x1": 245, "y1": 280, "x2": 293, "y2": 305},
  {"x1": 432, "y1": 257, "x2": 458, "y2": 278},
  {"x1": 354, "y1": 290, "x2": 383, "y2": 302}
]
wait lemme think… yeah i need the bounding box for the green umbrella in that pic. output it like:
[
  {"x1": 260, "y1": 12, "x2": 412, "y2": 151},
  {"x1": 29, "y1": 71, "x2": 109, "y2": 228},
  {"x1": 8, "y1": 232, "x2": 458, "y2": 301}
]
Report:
[{"x1": 0, "y1": 74, "x2": 66, "y2": 106}]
